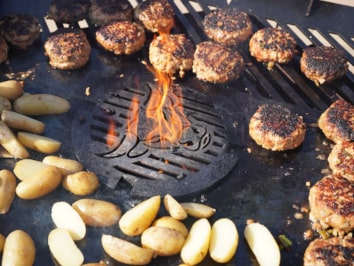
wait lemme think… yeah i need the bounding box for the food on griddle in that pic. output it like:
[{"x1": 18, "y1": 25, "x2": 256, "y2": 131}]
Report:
[
  {"x1": 96, "y1": 20, "x2": 145, "y2": 55},
  {"x1": 62, "y1": 171, "x2": 99, "y2": 196},
  {"x1": 88, "y1": 0, "x2": 134, "y2": 26},
  {"x1": 328, "y1": 141, "x2": 354, "y2": 182},
  {"x1": 202, "y1": 8, "x2": 252, "y2": 46},
  {"x1": 0, "y1": 80, "x2": 24, "y2": 100},
  {"x1": 134, "y1": 0, "x2": 175, "y2": 33},
  {"x1": 0, "y1": 36, "x2": 8, "y2": 63},
  {"x1": 300, "y1": 46, "x2": 348, "y2": 86},
  {"x1": 0, "y1": 170, "x2": 16, "y2": 214},
  {"x1": 318, "y1": 99, "x2": 354, "y2": 143},
  {"x1": 149, "y1": 33, "x2": 194, "y2": 77},
  {"x1": 1, "y1": 110, "x2": 45, "y2": 134},
  {"x1": 248, "y1": 103, "x2": 306, "y2": 151},
  {"x1": 42, "y1": 155, "x2": 84, "y2": 176},
  {"x1": 163, "y1": 194, "x2": 188, "y2": 220},
  {"x1": 0, "y1": 14, "x2": 41, "y2": 49},
  {"x1": 0, "y1": 121, "x2": 29, "y2": 159},
  {"x1": 44, "y1": 28, "x2": 91, "y2": 70},
  {"x1": 0, "y1": 97, "x2": 12, "y2": 114},
  {"x1": 180, "y1": 202, "x2": 216, "y2": 218},
  {"x1": 192, "y1": 41, "x2": 244, "y2": 83},
  {"x1": 308, "y1": 174, "x2": 354, "y2": 235},
  {"x1": 249, "y1": 27, "x2": 297, "y2": 70},
  {"x1": 153, "y1": 216, "x2": 189, "y2": 238},
  {"x1": 303, "y1": 237, "x2": 354, "y2": 266},
  {"x1": 47, "y1": 0, "x2": 90, "y2": 23}
]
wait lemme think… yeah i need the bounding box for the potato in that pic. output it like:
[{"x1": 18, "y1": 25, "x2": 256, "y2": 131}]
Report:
[
  {"x1": 180, "y1": 218, "x2": 211, "y2": 265},
  {"x1": 0, "y1": 233, "x2": 5, "y2": 253},
  {"x1": 119, "y1": 195, "x2": 161, "y2": 236},
  {"x1": 0, "y1": 170, "x2": 16, "y2": 214},
  {"x1": 0, "y1": 146, "x2": 13, "y2": 158},
  {"x1": 1, "y1": 110, "x2": 45, "y2": 134},
  {"x1": 0, "y1": 96, "x2": 12, "y2": 113},
  {"x1": 0, "y1": 80, "x2": 24, "y2": 100},
  {"x1": 72, "y1": 198, "x2": 122, "y2": 227},
  {"x1": 17, "y1": 131, "x2": 61, "y2": 154},
  {"x1": 62, "y1": 171, "x2": 99, "y2": 196},
  {"x1": 1, "y1": 230, "x2": 35, "y2": 266},
  {"x1": 0, "y1": 121, "x2": 29, "y2": 159},
  {"x1": 16, "y1": 164, "x2": 62, "y2": 199},
  {"x1": 101, "y1": 234, "x2": 153, "y2": 265},
  {"x1": 51, "y1": 201, "x2": 86, "y2": 241},
  {"x1": 163, "y1": 194, "x2": 187, "y2": 220},
  {"x1": 209, "y1": 218, "x2": 239, "y2": 263},
  {"x1": 42, "y1": 155, "x2": 83, "y2": 176},
  {"x1": 14, "y1": 159, "x2": 50, "y2": 180},
  {"x1": 48, "y1": 228, "x2": 84, "y2": 266},
  {"x1": 244, "y1": 222, "x2": 281, "y2": 266},
  {"x1": 82, "y1": 262, "x2": 106, "y2": 266},
  {"x1": 152, "y1": 216, "x2": 189, "y2": 238},
  {"x1": 180, "y1": 202, "x2": 216, "y2": 218},
  {"x1": 141, "y1": 226, "x2": 185, "y2": 256},
  {"x1": 13, "y1": 93, "x2": 70, "y2": 115}
]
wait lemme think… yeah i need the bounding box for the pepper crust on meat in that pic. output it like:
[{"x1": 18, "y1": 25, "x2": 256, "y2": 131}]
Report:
[
  {"x1": 47, "y1": 0, "x2": 90, "y2": 23},
  {"x1": 328, "y1": 141, "x2": 354, "y2": 182}
]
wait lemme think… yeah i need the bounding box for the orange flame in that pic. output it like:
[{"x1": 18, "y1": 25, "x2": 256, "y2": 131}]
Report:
[{"x1": 106, "y1": 119, "x2": 116, "y2": 147}]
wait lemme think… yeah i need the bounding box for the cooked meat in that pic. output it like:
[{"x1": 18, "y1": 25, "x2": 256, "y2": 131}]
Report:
[
  {"x1": 318, "y1": 99, "x2": 354, "y2": 143},
  {"x1": 249, "y1": 27, "x2": 297, "y2": 70},
  {"x1": 300, "y1": 46, "x2": 348, "y2": 86},
  {"x1": 149, "y1": 33, "x2": 194, "y2": 77},
  {"x1": 328, "y1": 141, "x2": 354, "y2": 182},
  {"x1": 96, "y1": 21, "x2": 145, "y2": 55},
  {"x1": 192, "y1": 41, "x2": 244, "y2": 83},
  {"x1": 44, "y1": 28, "x2": 91, "y2": 70},
  {"x1": 0, "y1": 14, "x2": 41, "y2": 49},
  {"x1": 308, "y1": 174, "x2": 354, "y2": 235},
  {"x1": 89, "y1": 0, "x2": 133, "y2": 26},
  {"x1": 303, "y1": 237, "x2": 354, "y2": 266},
  {"x1": 47, "y1": 0, "x2": 90, "y2": 23},
  {"x1": 0, "y1": 36, "x2": 8, "y2": 63},
  {"x1": 248, "y1": 103, "x2": 306, "y2": 151},
  {"x1": 134, "y1": 0, "x2": 175, "y2": 33},
  {"x1": 202, "y1": 8, "x2": 252, "y2": 46}
]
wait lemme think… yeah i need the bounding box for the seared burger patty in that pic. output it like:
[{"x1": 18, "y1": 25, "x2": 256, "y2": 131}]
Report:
[
  {"x1": 202, "y1": 8, "x2": 252, "y2": 46},
  {"x1": 192, "y1": 41, "x2": 244, "y2": 83},
  {"x1": 328, "y1": 141, "x2": 354, "y2": 182},
  {"x1": 134, "y1": 0, "x2": 175, "y2": 33},
  {"x1": 0, "y1": 14, "x2": 41, "y2": 49},
  {"x1": 96, "y1": 21, "x2": 145, "y2": 55},
  {"x1": 318, "y1": 99, "x2": 354, "y2": 143},
  {"x1": 149, "y1": 34, "x2": 194, "y2": 77},
  {"x1": 47, "y1": 0, "x2": 90, "y2": 23},
  {"x1": 0, "y1": 36, "x2": 8, "y2": 63},
  {"x1": 303, "y1": 237, "x2": 354, "y2": 266},
  {"x1": 249, "y1": 27, "x2": 297, "y2": 70},
  {"x1": 308, "y1": 174, "x2": 354, "y2": 235},
  {"x1": 248, "y1": 103, "x2": 306, "y2": 151},
  {"x1": 300, "y1": 46, "x2": 348, "y2": 86},
  {"x1": 44, "y1": 29, "x2": 91, "y2": 70},
  {"x1": 89, "y1": 0, "x2": 133, "y2": 26}
]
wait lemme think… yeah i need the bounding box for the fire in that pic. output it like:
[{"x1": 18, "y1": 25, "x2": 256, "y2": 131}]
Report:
[
  {"x1": 106, "y1": 119, "x2": 116, "y2": 147},
  {"x1": 126, "y1": 95, "x2": 140, "y2": 141}
]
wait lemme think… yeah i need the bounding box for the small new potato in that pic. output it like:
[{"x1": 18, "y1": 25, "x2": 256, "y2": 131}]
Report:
[
  {"x1": 0, "y1": 80, "x2": 24, "y2": 100},
  {"x1": 152, "y1": 216, "x2": 189, "y2": 238},
  {"x1": 14, "y1": 159, "x2": 51, "y2": 180},
  {"x1": 163, "y1": 194, "x2": 188, "y2": 220},
  {"x1": 0, "y1": 96, "x2": 12, "y2": 113},
  {"x1": 63, "y1": 171, "x2": 99, "y2": 196},
  {"x1": 43, "y1": 155, "x2": 83, "y2": 176},
  {"x1": 0, "y1": 121, "x2": 29, "y2": 159},
  {"x1": 17, "y1": 131, "x2": 61, "y2": 154},
  {"x1": 180, "y1": 202, "x2": 216, "y2": 218},
  {"x1": 1, "y1": 110, "x2": 45, "y2": 134},
  {"x1": 0, "y1": 169, "x2": 16, "y2": 214}
]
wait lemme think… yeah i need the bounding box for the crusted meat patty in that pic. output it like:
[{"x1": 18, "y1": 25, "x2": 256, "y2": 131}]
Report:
[
  {"x1": 96, "y1": 21, "x2": 145, "y2": 55},
  {"x1": 318, "y1": 99, "x2": 354, "y2": 143},
  {"x1": 303, "y1": 237, "x2": 354, "y2": 266},
  {"x1": 134, "y1": 0, "x2": 175, "y2": 33},
  {"x1": 308, "y1": 174, "x2": 354, "y2": 235},
  {"x1": 47, "y1": 0, "x2": 90, "y2": 23},
  {"x1": 44, "y1": 29, "x2": 91, "y2": 70},
  {"x1": 248, "y1": 103, "x2": 306, "y2": 151},
  {"x1": 0, "y1": 36, "x2": 8, "y2": 63},
  {"x1": 202, "y1": 8, "x2": 252, "y2": 46},
  {"x1": 0, "y1": 14, "x2": 41, "y2": 49},
  {"x1": 89, "y1": 0, "x2": 133, "y2": 26},
  {"x1": 249, "y1": 27, "x2": 297, "y2": 70},
  {"x1": 328, "y1": 141, "x2": 354, "y2": 182},
  {"x1": 300, "y1": 46, "x2": 348, "y2": 86},
  {"x1": 192, "y1": 41, "x2": 244, "y2": 84},
  {"x1": 149, "y1": 34, "x2": 194, "y2": 77}
]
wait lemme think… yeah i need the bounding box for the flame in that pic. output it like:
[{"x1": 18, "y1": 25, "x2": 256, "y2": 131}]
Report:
[
  {"x1": 126, "y1": 95, "x2": 140, "y2": 141},
  {"x1": 106, "y1": 119, "x2": 116, "y2": 147}
]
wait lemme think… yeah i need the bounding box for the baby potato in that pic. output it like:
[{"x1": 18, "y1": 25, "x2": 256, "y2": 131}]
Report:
[
  {"x1": 180, "y1": 202, "x2": 216, "y2": 218},
  {"x1": 17, "y1": 131, "x2": 61, "y2": 154},
  {"x1": 141, "y1": 226, "x2": 185, "y2": 256},
  {"x1": 0, "y1": 80, "x2": 24, "y2": 100},
  {"x1": 0, "y1": 170, "x2": 16, "y2": 214},
  {"x1": 163, "y1": 194, "x2": 188, "y2": 220},
  {"x1": 42, "y1": 155, "x2": 83, "y2": 176},
  {"x1": 1, "y1": 110, "x2": 45, "y2": 134},
  {"x1": 14, "y1": 159, "x2": 50, "y2": 181},
  {"x1": 0, "y1": 121, "x2": 29, "y2": 159},
  {"x1": 72, "y1": 198, "x2": 122, "y2": 227},
  {"x1": 0, "y1": 96, "x2": 12, "y2": 113},
  {"x1": 152, "y1": 216, "x2": 189, "y2": 238},
  {"x1": 62, "y1": 171, "x2": 99, "y2": 196}
]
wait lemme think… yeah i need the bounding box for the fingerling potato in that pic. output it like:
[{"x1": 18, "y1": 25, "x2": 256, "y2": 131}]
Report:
[
  {"x1": 62, "y1": 171, "x2": 99, "y2": 196},
  {"x1": 0, "y1": 170, "x2": 16, "y2": 214},
  {"x1": 14, "y1": 159, "x2": 50, "y2": 181},
  {"x1": 17, "y1": 131, "x2": 61, "y2": 154},
  {"x1": 163, "y1": 194, "x2": 187, "y2": 220},
  {"x1": 0, "y1": 121, "x2": 29, "y2": 159},
  {"x1": 0, "y1": 96, "x2": 12, "y2": 113},
  {"x1": 0, "y1": 80, "x2": 24, "y2": 100},
  {"x1": 152, "y1": 216, "x2": 189, "y2": 238},
  {"x1": 42, "y1": 155, "x2": 83, "y2": 176},
  {"x1": 1, "y1": 110, "x2": 45, "y2": 134},
  {"x1": 180, "y1": 202, "x2": 216, "y2": 218}
]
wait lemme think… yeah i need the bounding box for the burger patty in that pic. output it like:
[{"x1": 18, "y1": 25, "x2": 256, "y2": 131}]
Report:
[
  {"x1": 308, "y1": 174, "x2": 354, "y2": 235},
  {"x1": 0, "y1": 14, "x2": 41, "y2": 49},
  {"x1": 248, "y1": 103, "x2": 306, "y2": 151},
  {"x1": 249, "y1": 27, "x2": 297, "y2": 70},
  {"x1": 202, "y1": 8, "x2": 252, "y2": 46},
  {"x1": 89, "y1": 0, "x2": 133, "y2": 26},
  {"x1": 96, "y1": 21, "x2": 145, "y2": 55},
  {"x1": 149, "y1": 34, "x2": 194, "y2": 77},
  {"x1": 192, "y1": 41, "x2": 244, "y2": 84},
  {"x1": 0, "y1": 36, "x2": 8, "y2": 63},
  {"x1": 300, "y1": 46, "x2": 348, "y2": 86},
  {"x1": 47, "y1": 0, "x2": 90, "y2": 23},
  {"x1": 318, "y1": 99, "x2": 354, "y2": 144},
  {"x1": 328, "y1": 141, "x2": 354, "y2": 182},
  {"x1": 303, "y1": 237, "x2": 354, "y2": 266},
  {"x1": 44, "y1": 29, "x2": 91, "y2": 70}
]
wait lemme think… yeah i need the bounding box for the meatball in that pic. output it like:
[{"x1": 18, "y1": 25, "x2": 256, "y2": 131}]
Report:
[
  {"x1": 328, "y1": 141, "x2": 354, "y2": 182},
  {"x1": 47, "y1": 0, "x2": 90, "y2": 23}
]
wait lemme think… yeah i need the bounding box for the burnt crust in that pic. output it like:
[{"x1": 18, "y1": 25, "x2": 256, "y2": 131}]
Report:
[
  {"x1": 0, "y1": 36, "x2": 8, "y2": 63},
  {"x1": 328, "y1": 141, "x2": 354, "y2": 182},
  {"x1": 47, "y1": 0, "x2": 90, "y2": 23}
]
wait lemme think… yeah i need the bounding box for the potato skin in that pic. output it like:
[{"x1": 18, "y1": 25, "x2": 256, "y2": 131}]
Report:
[
  {"x1": 152, "y1": 216, "x2": 189, "y2": 238},
  {"x1": 62, "y1": 171, "x2": 99, "y2": 196},
  {"x1": 0, "y1": 169, "x2": 16, "y2": 214}
]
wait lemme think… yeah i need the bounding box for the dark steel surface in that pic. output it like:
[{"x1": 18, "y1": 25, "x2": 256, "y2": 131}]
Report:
[{"x1": 0, "y1": 0, "x2": 353, "y2": 265}]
